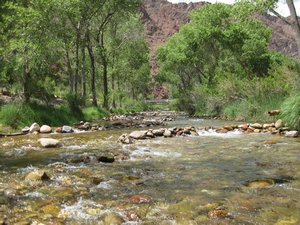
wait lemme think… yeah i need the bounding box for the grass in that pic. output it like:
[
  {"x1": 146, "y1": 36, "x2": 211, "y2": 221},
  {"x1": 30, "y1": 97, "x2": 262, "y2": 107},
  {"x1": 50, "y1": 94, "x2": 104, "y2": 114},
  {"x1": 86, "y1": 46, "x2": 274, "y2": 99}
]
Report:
[
  {"x1": 281, "y1": 92, "x2": 300, "y2": 130},
  {"x1": 0, "y1": 102, "x2": 109, "y2": 130},
  {"x1": 221, "y1": 93, "x2": 286, "y2": 122}
]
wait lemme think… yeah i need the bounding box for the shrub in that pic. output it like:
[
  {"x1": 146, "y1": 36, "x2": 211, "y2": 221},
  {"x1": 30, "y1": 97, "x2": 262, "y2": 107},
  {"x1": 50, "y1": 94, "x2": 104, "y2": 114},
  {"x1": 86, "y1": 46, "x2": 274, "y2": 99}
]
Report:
[{"x1": 281, "y1": 92, "x2": 300, "y2": 130}]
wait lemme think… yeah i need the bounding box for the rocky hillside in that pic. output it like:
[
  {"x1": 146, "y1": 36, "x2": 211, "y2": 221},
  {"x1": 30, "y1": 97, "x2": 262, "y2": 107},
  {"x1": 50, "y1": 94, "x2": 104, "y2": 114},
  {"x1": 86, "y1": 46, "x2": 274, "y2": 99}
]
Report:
[{"x1": 141, "y1": 0, "x2": 298, "y2": 75}]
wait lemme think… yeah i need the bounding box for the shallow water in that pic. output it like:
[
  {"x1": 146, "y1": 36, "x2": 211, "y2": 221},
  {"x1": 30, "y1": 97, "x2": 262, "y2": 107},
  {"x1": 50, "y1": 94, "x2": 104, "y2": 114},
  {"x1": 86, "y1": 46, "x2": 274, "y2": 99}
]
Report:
[{"x1": 0, "y1": 118, "x2": 299, "y2": 224}]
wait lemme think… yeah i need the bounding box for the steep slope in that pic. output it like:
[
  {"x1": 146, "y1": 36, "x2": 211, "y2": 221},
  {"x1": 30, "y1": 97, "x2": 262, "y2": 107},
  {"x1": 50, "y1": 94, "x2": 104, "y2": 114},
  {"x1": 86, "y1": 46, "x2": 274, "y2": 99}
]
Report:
[{"x1": 141, "y1": 0, "x2": 298, "y2": 97}]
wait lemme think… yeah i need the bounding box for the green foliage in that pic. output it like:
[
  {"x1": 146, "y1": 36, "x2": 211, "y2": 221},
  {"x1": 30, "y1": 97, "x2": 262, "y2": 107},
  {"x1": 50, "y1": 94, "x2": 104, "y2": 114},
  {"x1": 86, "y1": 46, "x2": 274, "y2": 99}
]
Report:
[
  {"x1": 0, "y1": 102, "x2": 80, "y2": 129},
  {"x1": 65, "y1": 93, "x2": 85, "y2": 117},
  {"x1": 82, "y1": 107, "x2": 108, "y2": 121},
  {"x1": 281, "y1": 92, "x2": 300, "y2": 130}
]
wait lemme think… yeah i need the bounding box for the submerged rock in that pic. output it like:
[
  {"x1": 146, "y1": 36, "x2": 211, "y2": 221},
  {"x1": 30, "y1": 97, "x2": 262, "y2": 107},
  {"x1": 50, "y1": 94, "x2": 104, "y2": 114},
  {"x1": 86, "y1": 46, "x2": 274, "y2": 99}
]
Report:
[
  {"x1": 208, "y1": 207, "x2": 230, "y2": 219},
  {"x1": 25, "y1": 170, "x2": 50, "y2": 182},
  {"x1": 39, "y1": 138, "x2": 60, "y2": 148},
  {"x1": 41, "y1": 204, "x2": 61, "y2": 217},
  {"x1": 40, "y1": 125, "x2": 52, "y2": 133},
  {"x1": 245, "y1": 180, "x2": 273, "y2": 188},
  {"x1": 103, "y1": 212, "x2": 124, "y2": 225},
  {"x1": 129, "y1": 195, "x2": 152, "y2": 204},
  {"x1": 65, "y1": 153, "x2": 97, "y2": 164},
  {"x1": 124, "y1": 210, "x2": 139, "y2": 222}
]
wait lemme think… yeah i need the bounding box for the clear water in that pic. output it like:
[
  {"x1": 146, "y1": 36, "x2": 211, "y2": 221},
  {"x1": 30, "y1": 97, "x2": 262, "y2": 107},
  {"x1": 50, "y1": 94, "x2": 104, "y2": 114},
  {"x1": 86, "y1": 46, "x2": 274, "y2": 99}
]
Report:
[{"x1": 0, "y1": 119, "x2": 299, "y2": 224}]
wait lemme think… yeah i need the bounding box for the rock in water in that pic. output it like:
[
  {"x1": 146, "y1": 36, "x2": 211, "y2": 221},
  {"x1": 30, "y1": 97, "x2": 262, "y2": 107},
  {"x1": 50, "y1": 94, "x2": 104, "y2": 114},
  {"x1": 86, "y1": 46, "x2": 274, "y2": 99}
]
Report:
[
  {"x1": 40, "y1": 125, "x2": 52, "y2": 133},
  {"x1": 275, "y1": 119, "x2": 283, "y2": 129},
  {"x1": 25, "y1": 170, "x2": 50, "y2": 182},
  {"x1": 29, "y1": 122, "x2": 40, "y2": 133},
  {"x1": 22, "y1": 126, "x2": 30, "y2": 133},
  {"x1": 98, "y1": 153, "x2": 115, "y2": 163},
  {"x1": 39, "y1": 138, "x2": 60, "y2": 148},
  {"x1": 129, "y1": 130, "x2": 147, "y2": 139},
  {"x1": 62, "y1": 125, "x2": 73, "y2": 133},
  {"x1": 163, "y1": 129, "x2": 172, "y2": 137},
  {"x1": 285, "y1": 131, "x2": 299, "y2": 138},
  {"x1": 103, "y1": 212, "x2": 124, "y2": 225},
  {"x1": 129, "y1": 195, "x2": 152, "y2": 204}
]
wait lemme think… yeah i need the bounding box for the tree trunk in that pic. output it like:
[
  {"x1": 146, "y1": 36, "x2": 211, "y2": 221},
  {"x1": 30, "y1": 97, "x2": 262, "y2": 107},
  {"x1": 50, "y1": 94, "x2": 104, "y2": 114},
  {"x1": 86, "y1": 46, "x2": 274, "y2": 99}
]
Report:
[
  {"x1": 111, "y1": 72, "x2": 116, "y2": 109},
  {"x1": 81, "y1": 45, "x2": 86, "y2": 98},
  {"x1": 23, "y1": 63, "x2": 30, "y2": 103},
  {"x1": 65, "y1": 49, "x2": 74, "y2": 93},
  {"x1": 86, "y1": 32, "x2": 97, "y2": 107},
  {"x1": 286, "y1": 0, "x2": 300, "y2": 58},
  {"x1": 102, "y1": 58, "x2": 109, "y2": 110}
]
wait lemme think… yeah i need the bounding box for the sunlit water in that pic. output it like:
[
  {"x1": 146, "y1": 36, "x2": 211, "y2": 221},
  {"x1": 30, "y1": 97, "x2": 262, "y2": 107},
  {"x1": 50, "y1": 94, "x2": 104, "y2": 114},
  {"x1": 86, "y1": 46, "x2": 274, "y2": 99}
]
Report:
[{"x1": 0, "y1": 118, "x2": 299, "y2": 224}]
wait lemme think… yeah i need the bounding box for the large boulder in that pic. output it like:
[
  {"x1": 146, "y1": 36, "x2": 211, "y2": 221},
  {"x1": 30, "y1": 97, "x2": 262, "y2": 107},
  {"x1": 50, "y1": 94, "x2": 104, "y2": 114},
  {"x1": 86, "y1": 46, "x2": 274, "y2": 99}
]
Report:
[
  {"x1": 40, "y1": 125, "x2": 52, "y2": 133},
  {"x1": 29, "y1": 123, "x2": 40, "y2": 133},
  {"x1": 129, "y1": 130, "x2": 148, "y2": 140},
  {"x1": 39, "y1": 138, "x2": 60, "y2": 148}
]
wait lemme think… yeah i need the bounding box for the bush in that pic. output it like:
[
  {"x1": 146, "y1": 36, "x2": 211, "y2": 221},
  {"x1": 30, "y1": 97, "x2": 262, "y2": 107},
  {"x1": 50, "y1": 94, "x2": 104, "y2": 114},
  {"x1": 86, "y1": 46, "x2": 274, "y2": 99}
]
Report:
[
  {"x1": 82, "y1": 107, "x2": 108, "y2": 121},
  {"x1": 281, "y1": 92, "x2": 300, "y2": 130}
]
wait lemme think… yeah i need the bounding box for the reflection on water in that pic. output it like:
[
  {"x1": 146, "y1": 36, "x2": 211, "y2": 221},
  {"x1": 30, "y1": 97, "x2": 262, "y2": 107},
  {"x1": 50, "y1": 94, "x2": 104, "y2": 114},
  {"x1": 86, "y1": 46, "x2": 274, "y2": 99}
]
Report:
[{"x1": 0, "y1": 119, "x2": 299, "y2": 224}]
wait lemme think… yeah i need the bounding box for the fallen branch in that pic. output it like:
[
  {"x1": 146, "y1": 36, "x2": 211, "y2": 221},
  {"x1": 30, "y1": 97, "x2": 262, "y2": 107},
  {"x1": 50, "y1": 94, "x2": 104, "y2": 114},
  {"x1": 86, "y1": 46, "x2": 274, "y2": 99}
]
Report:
[{"x1": 0, "y1": 132, "x2": 27, "y2": 138}]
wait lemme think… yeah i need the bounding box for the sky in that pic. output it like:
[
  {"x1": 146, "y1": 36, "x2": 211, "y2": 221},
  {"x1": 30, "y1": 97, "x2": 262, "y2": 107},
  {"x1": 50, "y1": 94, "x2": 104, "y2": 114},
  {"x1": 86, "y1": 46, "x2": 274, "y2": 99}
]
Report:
[{"x1": 167, "y1": 0, "x2": 300, "y2": 16}]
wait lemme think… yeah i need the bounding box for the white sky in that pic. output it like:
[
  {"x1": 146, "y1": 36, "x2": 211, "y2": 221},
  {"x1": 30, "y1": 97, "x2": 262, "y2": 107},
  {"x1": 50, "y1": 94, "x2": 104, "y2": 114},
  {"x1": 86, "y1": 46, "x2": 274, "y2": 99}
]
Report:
[{"x1": 167, "y1": 0, "x2": 300, "y2": 16}]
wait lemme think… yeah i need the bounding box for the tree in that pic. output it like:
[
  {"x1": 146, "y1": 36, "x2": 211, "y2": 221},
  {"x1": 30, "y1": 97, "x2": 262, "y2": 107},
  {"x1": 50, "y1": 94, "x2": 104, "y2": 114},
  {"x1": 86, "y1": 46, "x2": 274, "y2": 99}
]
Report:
[{"x1": 157, "y1": 3, "x2": 273, "y2": 113}]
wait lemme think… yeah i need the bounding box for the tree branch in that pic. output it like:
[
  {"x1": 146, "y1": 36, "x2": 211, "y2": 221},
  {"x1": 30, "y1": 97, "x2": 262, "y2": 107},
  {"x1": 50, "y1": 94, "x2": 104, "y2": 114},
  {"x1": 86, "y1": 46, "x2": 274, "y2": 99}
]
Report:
[{"x1": 269, "y1": 9, "x2": 291, "y2": 25}]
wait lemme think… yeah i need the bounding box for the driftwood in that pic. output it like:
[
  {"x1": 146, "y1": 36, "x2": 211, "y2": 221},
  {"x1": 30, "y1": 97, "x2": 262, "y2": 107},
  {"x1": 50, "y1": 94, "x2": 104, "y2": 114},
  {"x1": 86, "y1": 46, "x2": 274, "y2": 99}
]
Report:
[{"x1": 0, "y1": 132, "x2": 27, "y2": 138}]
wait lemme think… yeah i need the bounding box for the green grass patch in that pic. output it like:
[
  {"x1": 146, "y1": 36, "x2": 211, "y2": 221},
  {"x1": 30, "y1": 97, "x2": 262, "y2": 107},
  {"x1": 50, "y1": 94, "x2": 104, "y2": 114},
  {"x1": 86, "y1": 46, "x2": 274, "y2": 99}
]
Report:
[
  {"x1": 281, "y1": 92, "x2": 300, "y2": 130},
  {"x1": 82, "y1": 107, "x2": 108, "y2": 121},
  {"x1": 0, "y1": 102, "x2": 80, "y2": 129}
]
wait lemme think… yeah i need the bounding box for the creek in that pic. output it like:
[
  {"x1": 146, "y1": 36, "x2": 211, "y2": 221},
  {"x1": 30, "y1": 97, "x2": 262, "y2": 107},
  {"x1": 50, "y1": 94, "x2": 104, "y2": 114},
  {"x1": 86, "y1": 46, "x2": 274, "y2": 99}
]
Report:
[{"x1": 0, "y1": 115, "x2": 299, "y2": 224}]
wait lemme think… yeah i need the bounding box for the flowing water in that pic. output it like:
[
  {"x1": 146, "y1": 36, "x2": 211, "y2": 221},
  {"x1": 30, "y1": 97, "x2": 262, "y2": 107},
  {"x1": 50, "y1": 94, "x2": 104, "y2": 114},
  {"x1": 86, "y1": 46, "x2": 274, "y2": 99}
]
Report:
[{"x1": 0, "y1": 117, "x2": 299, "y2": 224}]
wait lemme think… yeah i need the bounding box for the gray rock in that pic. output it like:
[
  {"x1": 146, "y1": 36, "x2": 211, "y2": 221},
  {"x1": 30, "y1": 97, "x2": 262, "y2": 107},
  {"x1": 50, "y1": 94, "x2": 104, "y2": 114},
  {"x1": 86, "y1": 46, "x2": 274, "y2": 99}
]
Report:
[
  {"x1": 129, "y1": 130, "x2": 148, "y2": 139},
  {"x1": 29, "y1": 123, "x2": 40, "y2": 133},
  {"x1": 285, "y1": 131, "x2": 299, "y2": 138},
  {"x1": 22, "y1": 126, "x2": 30, "y2": 133},
  {"x1": 39, "y1": 138, "x2": 60, "y2": 148},
  {"x1": 62, "y1": 125, "x2": 73, "y2": 133},
  {"x1": 275, "y1": 119, "x2": 283, "y2": 129},
  {"x1": 40, "y1": 125, "x2": 52, "y2": 133}
]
